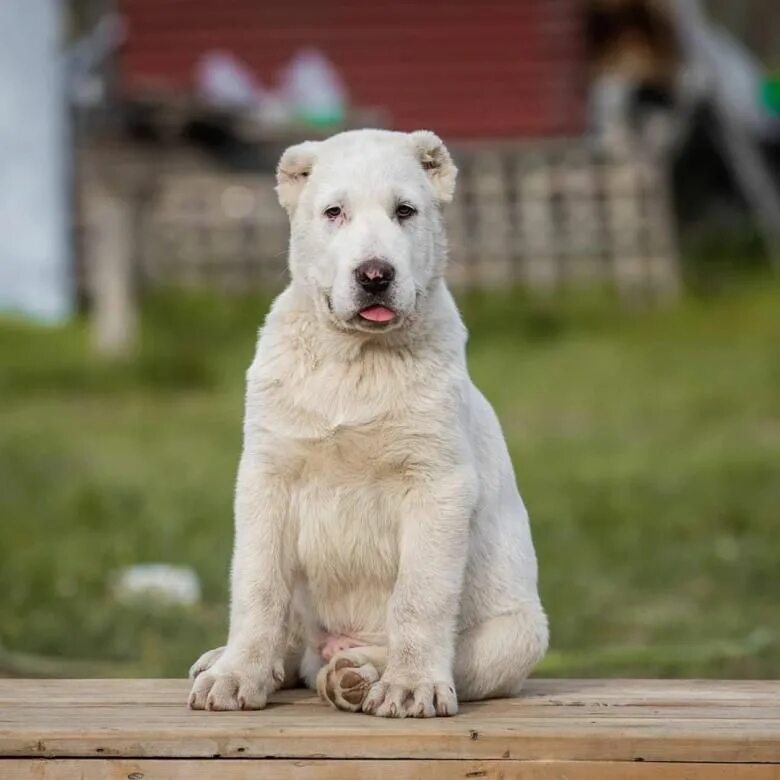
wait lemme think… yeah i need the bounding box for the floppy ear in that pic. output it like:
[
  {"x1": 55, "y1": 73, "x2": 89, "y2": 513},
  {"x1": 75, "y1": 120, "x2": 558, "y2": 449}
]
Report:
[
  {"x1": 275, "y1": 141, "x2": 319, "y2": 213},
  {"x1": 409, "y1": 130, "x2": 457, "y2": 203}
]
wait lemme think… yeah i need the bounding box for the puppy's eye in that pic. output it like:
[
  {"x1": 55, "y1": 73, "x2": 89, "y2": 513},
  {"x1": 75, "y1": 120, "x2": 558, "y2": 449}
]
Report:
[
  {"x1": 396, "y1": 204, "x2": 416, "y2": 220},
  {"x1": 324, "y1": 206, "x2": 342, "y2": 220}
]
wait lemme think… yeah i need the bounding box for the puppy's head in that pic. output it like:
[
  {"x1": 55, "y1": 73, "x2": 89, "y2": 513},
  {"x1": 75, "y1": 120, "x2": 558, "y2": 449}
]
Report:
[{"x1": 276, "y1": 129, "x2": 456, "y2": 333}]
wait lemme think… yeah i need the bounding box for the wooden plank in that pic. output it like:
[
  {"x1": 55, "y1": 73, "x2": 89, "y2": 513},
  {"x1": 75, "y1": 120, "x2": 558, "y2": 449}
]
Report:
[
  {"x1": 3, "y1": 677, "x2": 777, "y2": 707},
  {"x1": 3, "y1": 758, "x2": 779, "y2": 780},
  {"x1": 2, "y1": 679, "x2": 778, "y2": 718},
  {"x1": 0, "y1": 680, "x2": 778, "y2": 763}
]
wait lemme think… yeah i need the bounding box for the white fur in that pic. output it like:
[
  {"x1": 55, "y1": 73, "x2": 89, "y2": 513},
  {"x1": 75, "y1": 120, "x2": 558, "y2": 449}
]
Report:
[{"x1": 188, "y1": 129, "x2": 548, "y2": 717}]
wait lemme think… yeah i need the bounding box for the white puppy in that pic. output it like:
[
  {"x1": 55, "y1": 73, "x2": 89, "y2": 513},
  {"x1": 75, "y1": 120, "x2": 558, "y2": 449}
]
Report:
[{"x1": 188, "y1": 129, "x2": 548, "y2": 718}]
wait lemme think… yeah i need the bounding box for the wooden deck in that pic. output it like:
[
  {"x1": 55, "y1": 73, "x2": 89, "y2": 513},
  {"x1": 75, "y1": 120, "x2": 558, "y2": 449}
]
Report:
[{"x1": 1, "y1": 678, "x2": 778, "y2": 778}]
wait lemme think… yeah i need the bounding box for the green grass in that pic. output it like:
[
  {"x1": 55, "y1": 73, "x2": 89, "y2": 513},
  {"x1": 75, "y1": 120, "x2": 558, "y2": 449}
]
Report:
[{"x1": 1, "y1": 281, "x2": 778, "y2": 678}]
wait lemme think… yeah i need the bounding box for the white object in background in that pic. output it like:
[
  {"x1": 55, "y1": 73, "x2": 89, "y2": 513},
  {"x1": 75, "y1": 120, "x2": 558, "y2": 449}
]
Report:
[
  {"x1": 197, "y1": 50, "x2": 261, "y2": 109},
  {"x1": 114, "y1": 564, "x2": 201, "y2": 606},
  {"x1": 279, "y1": 48, "x2": 348, "y2": 125},
  {"x1": 0, "y1": 0, "x2": 72, "y2": 322},
  {"x1": 196, "y1": 49, "x2": 290, "y2": 125}
]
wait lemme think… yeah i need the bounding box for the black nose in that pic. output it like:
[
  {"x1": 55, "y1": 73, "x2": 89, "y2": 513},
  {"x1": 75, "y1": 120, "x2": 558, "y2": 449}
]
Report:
[{"x1": 355, "y1": 259, "x2": 395, "y2": 295}]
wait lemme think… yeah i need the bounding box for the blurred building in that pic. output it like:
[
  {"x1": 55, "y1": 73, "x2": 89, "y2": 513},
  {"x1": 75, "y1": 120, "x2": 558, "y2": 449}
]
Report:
[
  {"x1": 118, "y1": 0, "x2": 587, "y2": 140},
  {"x1": 71, "y1": 0, "x2": 684, "y2": 323},
  {"x1": 68, "y1": 0, "x2": 780, "y2": 340}
]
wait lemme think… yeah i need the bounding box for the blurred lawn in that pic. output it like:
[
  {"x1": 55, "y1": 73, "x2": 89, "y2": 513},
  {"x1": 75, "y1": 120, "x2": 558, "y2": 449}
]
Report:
[{"x1": 0, "y1": 281, "x2": 778, "y2": 678}]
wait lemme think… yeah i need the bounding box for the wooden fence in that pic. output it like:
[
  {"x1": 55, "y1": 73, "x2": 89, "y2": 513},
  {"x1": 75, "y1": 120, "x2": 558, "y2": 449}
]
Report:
[
  {"x1": 446, "y1": 144, "x2": 679, "y2": 296},
  {"x1": 79, "y1": 141, "x2": 680, "y2": 330}
]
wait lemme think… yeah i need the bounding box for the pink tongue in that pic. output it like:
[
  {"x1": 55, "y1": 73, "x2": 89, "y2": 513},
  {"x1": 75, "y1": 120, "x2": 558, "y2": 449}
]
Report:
[{"x1": 359, "y1": 305, "x2": 396, "y2": 323}]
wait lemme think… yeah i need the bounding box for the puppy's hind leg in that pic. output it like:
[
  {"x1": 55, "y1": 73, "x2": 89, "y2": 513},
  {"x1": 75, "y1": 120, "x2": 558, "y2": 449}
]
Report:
[
  {"x1": 316, "y1": 645, "x2": 388, "y2": 713},
  {"x1": 454, "y1": 604, "x2": 548, "y2": 701}
]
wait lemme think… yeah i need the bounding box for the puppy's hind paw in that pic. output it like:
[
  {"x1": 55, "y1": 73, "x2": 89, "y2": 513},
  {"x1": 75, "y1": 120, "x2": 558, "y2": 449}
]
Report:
[{"x1": 316, "y1": 650, "x2": 380, "y2": 712}]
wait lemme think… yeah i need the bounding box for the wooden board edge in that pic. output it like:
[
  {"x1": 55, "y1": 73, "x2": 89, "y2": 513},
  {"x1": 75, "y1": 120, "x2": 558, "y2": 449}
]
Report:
[{"x1": 1, "y1": 758, "x2": 779, "y2": 780}]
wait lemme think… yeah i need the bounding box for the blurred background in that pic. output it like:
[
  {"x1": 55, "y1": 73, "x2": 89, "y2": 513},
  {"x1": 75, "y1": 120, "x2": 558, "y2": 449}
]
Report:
[{"x1": 0, "y1": 0, "x2": 778, "y2": 679}]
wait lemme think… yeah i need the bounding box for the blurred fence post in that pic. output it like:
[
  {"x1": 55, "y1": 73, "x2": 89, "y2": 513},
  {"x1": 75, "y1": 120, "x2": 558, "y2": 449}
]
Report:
[{"x1": 83, "y1": 173, "x2": 138, "y2": 357}]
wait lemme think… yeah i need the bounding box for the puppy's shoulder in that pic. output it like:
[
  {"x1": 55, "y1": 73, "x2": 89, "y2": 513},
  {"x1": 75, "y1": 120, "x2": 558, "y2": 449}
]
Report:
[{"x1": 248, "y1": 287, "x2": 319, "y2": 379}]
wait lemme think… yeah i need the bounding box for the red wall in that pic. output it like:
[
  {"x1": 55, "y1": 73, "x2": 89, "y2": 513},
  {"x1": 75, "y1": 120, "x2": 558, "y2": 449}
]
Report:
[{"x1": 119, "y1": 0, "x2": 587, "y2": 139}]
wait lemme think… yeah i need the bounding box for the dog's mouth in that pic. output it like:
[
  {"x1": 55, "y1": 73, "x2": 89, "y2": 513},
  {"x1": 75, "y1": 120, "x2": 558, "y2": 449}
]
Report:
[
  {"x1": 357, "y1": 305, "x2": 396, "y2": 324},
  {"x1": 323, "y1": 293, "x2": 402, "y2": 331}
]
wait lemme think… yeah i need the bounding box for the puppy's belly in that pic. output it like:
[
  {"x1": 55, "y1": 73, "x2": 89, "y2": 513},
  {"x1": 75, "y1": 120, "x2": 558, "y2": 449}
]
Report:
[{"x1": 293, "y1": 478, "x2": 399, "y2": 641}]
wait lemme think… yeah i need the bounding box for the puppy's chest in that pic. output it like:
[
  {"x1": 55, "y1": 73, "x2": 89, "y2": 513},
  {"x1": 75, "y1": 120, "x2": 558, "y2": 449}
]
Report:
[
  {"x1": 257, "y1": 349, "x2": 450, "y2": 591},
  {"x1": 291, "y1": 463, "x2": 401, "y2": 595},
  {"x1": 283, "y1": 387, "x2": 426, "y2": 595}
]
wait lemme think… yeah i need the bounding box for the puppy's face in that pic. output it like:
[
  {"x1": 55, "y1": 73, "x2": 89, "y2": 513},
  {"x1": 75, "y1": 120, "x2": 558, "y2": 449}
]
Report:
[{"x1": 277, "y1": 130, "x2": 457, "y2": 333}]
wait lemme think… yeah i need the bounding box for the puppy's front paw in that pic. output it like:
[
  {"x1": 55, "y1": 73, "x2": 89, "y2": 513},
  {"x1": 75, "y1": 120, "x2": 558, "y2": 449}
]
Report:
[
  {"x1": 188, "y1": 646, "x2": 225, "y2": 680},
  {"x1": 363, "y1": 674, "x2": 458, "y2": 718},
  {"x1": 188, "y1": 657, "x2": 283, "y2": 711}
]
